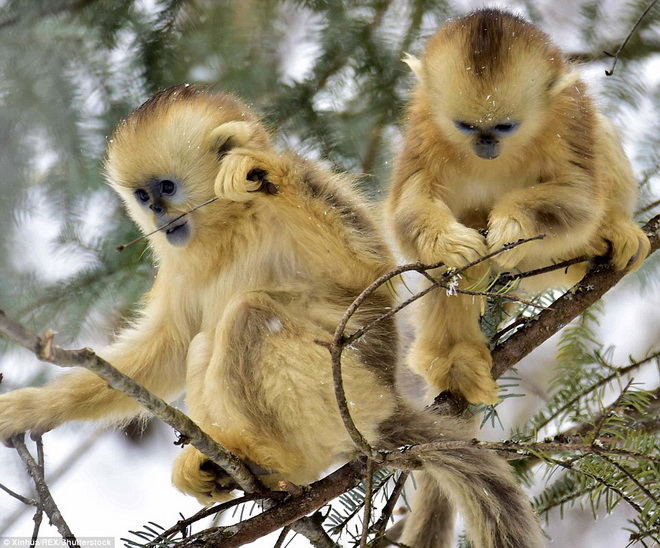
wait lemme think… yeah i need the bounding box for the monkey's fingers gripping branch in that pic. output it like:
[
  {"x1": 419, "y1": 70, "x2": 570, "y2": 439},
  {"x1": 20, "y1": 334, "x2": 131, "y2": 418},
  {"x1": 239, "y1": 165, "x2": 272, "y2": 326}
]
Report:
[{"x1": 0, "y1": 309, "x2": 266, "y2": 496}]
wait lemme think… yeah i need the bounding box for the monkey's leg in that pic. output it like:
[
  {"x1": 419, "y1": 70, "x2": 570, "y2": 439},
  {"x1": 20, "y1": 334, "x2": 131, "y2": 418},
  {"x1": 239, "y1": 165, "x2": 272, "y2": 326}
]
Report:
[
  {"x1": 381, "y1": 406, "x2": 544, "y2": 548},
  {"x1": 409, "y1": 269, "x2": 499, "y2": 405},
  {"x1": 172, "y1": 292, "x2": 396, "y2": 503}
]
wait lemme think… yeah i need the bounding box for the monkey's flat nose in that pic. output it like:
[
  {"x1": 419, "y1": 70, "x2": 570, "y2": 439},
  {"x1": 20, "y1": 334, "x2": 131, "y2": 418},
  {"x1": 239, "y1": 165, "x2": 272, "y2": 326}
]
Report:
[{"x1": 150, "y1": 202, "x2": 166, "y2": 216}]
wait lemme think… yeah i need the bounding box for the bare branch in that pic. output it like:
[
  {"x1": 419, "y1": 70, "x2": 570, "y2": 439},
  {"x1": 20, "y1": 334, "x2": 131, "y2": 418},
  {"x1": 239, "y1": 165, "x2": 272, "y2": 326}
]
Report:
[
  {"x1": 0, "y1": 309, "x2": 265, "y2": 495},
  {"x1": 10, "y1": 435, "x2": 79, "y2": 547},
  {"x1": 179, "y1": 459, "x2": 367, "y2": 548},
  {"x1": 0, "y1": 482, "x2": 37, "y2": 506},
  {"x1": 491, "y1": 214, "x2": 660, "y2": 380},
  {"x1": 604, "y1": 0, "x2": 659, "y2": 76},
  {"x1": 360, "y1": 459, "x2": 376, "y2": 548},
  {"x1": 372, "y1": 472, "x2": 409, "y2": 545}
]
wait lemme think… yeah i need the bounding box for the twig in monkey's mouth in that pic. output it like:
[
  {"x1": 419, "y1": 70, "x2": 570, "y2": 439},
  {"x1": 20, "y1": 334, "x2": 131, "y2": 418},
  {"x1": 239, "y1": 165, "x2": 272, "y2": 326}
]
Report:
[{"x1": 165, "y1": 221, "x2": 187, "y2": 235}]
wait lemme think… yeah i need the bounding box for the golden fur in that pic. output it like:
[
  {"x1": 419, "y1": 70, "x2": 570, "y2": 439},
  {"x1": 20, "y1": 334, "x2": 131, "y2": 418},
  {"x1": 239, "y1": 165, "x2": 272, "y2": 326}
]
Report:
[
  {"x1": 0, "y1": 85, "x2": 543, "y2": 547},
  {"x1": 387, "y1": 9, "x2": 650, "y2": 405}
]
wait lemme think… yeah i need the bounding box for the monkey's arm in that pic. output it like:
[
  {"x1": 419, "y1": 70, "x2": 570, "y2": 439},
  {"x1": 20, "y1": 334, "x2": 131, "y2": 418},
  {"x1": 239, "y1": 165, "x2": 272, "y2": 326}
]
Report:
[
  {"x1": 487, "y1": 167, "x2": 604, "y2": 270},
  {"x1": 0, "y1": 278, "x2": 192, "y2": 440},
  {"x1": 387, "y1": 171, "x2": 487, "y2": 267}
]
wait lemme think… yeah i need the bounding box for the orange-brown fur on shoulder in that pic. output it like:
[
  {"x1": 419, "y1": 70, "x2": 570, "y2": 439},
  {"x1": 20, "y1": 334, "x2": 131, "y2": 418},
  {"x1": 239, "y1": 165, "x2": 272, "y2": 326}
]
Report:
[{"x1": 388, "y1": 9, "x2": 650, "y2": 405}]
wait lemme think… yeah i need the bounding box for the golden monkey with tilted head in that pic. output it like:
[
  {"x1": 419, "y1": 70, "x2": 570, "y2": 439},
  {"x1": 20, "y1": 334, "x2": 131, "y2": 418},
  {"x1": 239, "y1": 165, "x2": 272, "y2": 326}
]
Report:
[
  {"x1": 387, "y1": 9, "x2": 650, "y2": 405},
  {"x1": 0, "y1": 85, "x2": 543, "y2": 547}
]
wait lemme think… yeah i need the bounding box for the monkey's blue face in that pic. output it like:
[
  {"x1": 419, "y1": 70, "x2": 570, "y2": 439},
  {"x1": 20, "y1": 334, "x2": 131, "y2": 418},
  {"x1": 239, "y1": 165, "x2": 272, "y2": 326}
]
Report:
[
  {"x1": 133, "y1": 177, "x2": 193, "y2": 247},
  {"x1": 454, "y1": 120, "x2": 520, "y2": 159}
]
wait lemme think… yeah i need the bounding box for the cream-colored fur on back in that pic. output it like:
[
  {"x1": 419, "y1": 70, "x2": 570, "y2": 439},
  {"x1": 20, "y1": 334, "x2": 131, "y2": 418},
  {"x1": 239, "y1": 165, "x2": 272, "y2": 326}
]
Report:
[
  {"x1": 388, "y1": 9, "x2": 650, "y2": 405},
  {"x1": 0, "y1": 85, "x2": 543, "y2": 547}
]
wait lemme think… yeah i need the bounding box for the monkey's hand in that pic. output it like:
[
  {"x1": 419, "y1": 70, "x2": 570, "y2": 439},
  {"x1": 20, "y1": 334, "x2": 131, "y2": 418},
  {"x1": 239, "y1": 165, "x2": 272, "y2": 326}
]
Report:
[
  {"x1": 418, "y1": 223, "x2": 488, "y2": 268},
  {"x1": 215, "y1": 148, "x2": 280, "y2": 202},
  {"x1": 487, "y1": 212, "x2": 537, "y2": 270},
  {"x1": 594, "y1": 219, "x2": 650, "y2": 272},
  {"x1": 172, "y1": 446, "x2": 239, "y2": 505},
  {"x1": 0, "y1": 388, "x2": 60, "y2": 444},
  {"x1": 435, "y1": 343, "x2": 499, "y2": 404}
]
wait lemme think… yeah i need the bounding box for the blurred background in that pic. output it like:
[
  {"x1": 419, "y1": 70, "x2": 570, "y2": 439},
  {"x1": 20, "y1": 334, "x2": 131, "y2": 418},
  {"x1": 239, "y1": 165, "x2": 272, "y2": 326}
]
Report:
[{"x1": 0, "y1": 0, "x2": 658, "y2": 546}]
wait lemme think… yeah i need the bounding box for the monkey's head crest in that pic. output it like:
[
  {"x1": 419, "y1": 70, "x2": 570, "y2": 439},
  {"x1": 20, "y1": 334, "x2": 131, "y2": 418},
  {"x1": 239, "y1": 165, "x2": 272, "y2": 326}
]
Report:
[
  {"x1": 413, "y1": 9, "x2": 576, "y2": 161},
  {"x1": 104, "y1": 85, "x2": 270, "y2": 250}
]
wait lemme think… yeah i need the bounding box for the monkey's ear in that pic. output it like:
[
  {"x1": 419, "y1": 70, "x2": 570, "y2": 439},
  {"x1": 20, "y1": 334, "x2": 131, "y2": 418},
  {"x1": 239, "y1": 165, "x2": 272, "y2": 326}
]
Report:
[
  {"x1": 402, "y1": 53, "x2": 424, "y2": 81},
  {"x1": 547, "y1": 71, "x2": 580, "y2": 97},
  {"x1": 208, "y1": 121, "x2": 255, "y2": 156}
]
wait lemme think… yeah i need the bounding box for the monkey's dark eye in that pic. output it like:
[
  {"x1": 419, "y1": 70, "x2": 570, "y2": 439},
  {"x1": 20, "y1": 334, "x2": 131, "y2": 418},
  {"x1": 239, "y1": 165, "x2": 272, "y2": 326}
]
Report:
[
  {"x1": 160, "y1": 179, "x2": 176, "y2": 195},
  {"x1": 494, "y1": 122, "x2": 519, "y2": 135},
  {"x1": 455, "y1": 121, "x2": 478, "y2": 134},
  {"x1": 135, "y1": 189, "x2": 150, "y2": 203}
]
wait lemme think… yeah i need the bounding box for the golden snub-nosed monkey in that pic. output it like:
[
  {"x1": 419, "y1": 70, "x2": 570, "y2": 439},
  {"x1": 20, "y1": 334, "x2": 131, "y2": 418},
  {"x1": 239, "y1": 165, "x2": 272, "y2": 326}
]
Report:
[{"x1": 387, "y1": 9, "x2": 650, "y2": 405}]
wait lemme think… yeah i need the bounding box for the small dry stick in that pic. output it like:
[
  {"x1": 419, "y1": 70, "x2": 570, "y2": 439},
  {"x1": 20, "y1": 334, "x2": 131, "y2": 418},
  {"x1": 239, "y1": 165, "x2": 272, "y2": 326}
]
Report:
[
  {"x1": 360, "y1": 459, "x2": 376, "y2": 548},
  {"x1": 372, "y1": 471, "x2": 410, "y2": 544},
  {"x1": 30, "y1": 437, "x2": 46, "y2": 544},
  {"x1": 116, "y1": 197, "x2": 218, "y2": 251},
  {"x1": 0, "y1": 482, "x2": 37, "y2": 506},
  {"x1": 317, "y1": 235, "x2": 544, "y2": 458},
  {"x1": 273, "y1": 525, "x2": 292, "y2": 548},
  {"x1": 11, "y1": 435, "x2": 79, "y2": 547},
  {"x1": 605, "y1": 0, "x2": 658, "y2": 76}
]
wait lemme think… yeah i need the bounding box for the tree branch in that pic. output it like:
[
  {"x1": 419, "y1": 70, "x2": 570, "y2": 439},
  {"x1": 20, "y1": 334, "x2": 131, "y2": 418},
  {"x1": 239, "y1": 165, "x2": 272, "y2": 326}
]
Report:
[
  {"x1": 10, "y1": 435, "x2": 79, "y2": 547},
  {"x1": 0, "y1": 311, "x2": 264, "y2": 495},
  {"x1": 491, "y1": 214, "x2": 659, "y2": 380}
]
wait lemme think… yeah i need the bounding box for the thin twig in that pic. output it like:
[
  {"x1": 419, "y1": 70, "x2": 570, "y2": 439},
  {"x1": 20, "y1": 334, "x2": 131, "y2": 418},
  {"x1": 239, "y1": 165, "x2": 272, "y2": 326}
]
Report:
[
  {"x1": 497, "y1": 256, "x2": 590, "y2": 285},
  {"x1": 604, "y1": 0, "x2": 659, "y2": 76},
  {"x1": 116, "y1": 197, "x2": 218, "y2": 251},
  {"x1": 273, "y1": 525, "x2": 292, "y2": 548},
  {"x1": 381, "y1": 440, "x2": 659, "y2": 469},
  {"x1": 359, "y1": 459, "x2": 376, "y2": 548},
  {"x1": 453, "y1": 287, "x2": 549, "y2": 310},
  {"x1": 372, "y1": 471, "x2": 409, "y2": 543},
  {"x1": 319, "y1": 235, "x2": 544, "y2": 458},
  {"x1": 637, "y1": 198, "x2": 660, "y2": 216},
  {"x1": 344, "y1": 235, "x2": 546, "y2": 347},
  {"x1": 0, "y1": 482, "x2": 37, "y2": 506},
  {"x1": 153, "y1": 495, "x2": 267, "y2": 542},
  {"x1": 319, "y1": 339, "x2": 377, "y2": 458},
  {"x1": 11, "y1": 435, "x2": 79, "y2": 547},
  {"x1": 30, "y1": 437, "x2": 46, "y2": 544}
]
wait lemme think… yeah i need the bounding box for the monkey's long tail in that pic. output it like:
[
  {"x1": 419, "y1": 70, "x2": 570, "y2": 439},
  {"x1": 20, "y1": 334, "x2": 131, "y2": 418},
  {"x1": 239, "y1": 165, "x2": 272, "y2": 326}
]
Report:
[{"x1": 381, "y1": 405, "x2": 544, "y2": 548}]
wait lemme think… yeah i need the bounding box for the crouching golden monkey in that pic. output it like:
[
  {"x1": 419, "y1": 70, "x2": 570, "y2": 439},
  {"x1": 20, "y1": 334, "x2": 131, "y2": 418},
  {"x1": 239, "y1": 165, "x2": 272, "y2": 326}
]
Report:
[
  {"x1": 387, "y1": 9, "x2": 650, "y2": 405},
  {"x1": 0, "y1": 85, "x2": 543, "y2": 547}
]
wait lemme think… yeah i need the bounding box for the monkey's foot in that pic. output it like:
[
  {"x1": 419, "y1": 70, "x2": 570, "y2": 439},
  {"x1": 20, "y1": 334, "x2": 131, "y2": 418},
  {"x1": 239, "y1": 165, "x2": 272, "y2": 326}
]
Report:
[
  {"x1": 595, "y1": 219, "x2": 650, "y2": 272},
  {"x1": 419, "y1": 342, "x2": 499, "y2": 405},
  {"x1": 172, "y1": 447, "x2": 240, "y2": 505}
]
